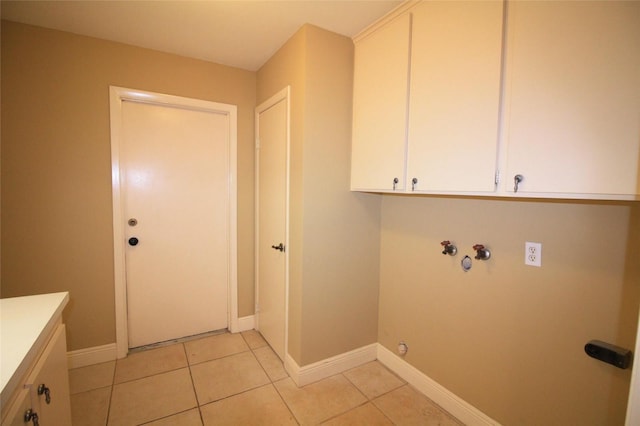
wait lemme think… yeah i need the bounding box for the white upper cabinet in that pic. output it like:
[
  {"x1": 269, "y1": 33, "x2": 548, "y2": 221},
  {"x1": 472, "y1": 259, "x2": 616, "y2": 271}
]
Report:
[
  {"x1": 351, "y1": 12, "x2": 411, "y2": 192},
  {"x1": 502, "y1": 1, "x2": 640, "y2": 199},
  {"x1": 351, "y1": 0, "x2": 639, "y2": 200},
  {"x1": 407, "y1": 1, "x2": 504, "y2": 193}
]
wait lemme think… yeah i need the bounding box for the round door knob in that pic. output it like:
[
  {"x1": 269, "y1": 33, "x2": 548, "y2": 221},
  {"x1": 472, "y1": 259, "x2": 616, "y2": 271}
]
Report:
[{"x1": 128, "y1": 237, "x2": 139, "y2": 246}]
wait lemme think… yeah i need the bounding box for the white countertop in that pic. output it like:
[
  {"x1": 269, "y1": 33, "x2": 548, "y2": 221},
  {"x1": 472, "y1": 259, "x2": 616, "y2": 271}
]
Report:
[{"x1": 0, "y1": 292, "x2": 69, "y2": 403}]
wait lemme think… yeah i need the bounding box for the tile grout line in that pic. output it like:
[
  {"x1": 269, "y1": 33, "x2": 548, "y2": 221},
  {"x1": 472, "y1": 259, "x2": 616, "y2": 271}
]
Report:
[
  {"x1": 245, "y1": 337, "x2": 280, "y2": 382},
  {"x1": 182, "y1": 342, "x2": 206, "y2": 425},
  {"x1": 111, "y1": 365, "x2": 192, "y2": 386},
  {"x1": 339, "y1": 371, "x2": 398, "y2": 424},
  {"x1": 242, "y1": 331, "x2": 301, "y2": 425},
  {"x1": 270, "y1": 376, "x2": 302, "y2": 425},
  {"x1": 192, "y1": 331, "x2": 284, "y2": 422},
  {"x1": 339, "y1": 361, "x2": 411, "y2": 425},
  {"x1": 341, "y1": 371, "x2": 371, "y2": 401},
  {"x1": 111, "y1": 343, "x2": 201, "y2": 425},
  {"x1": 136, "y1": 408, "x2": 199, "y2": 425},
  {"x1": 105, "y1": 358, "x2": 118, "y2": 425},
  {"x1": 187, "y1": 347, "x2": 254, "y2": 367}
]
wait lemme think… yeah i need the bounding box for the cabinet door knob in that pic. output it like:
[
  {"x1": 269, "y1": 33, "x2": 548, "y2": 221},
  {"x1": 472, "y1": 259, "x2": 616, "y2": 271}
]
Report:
[
  {"x1": 24, "y1": 409, "x2": 39, "y2": 426},
  {"x1": 392, "y1": 177, "x2": 399, "y2": 190},
  {"x1": 411, "y1": 178, "x2": 418, "y2": 191},
  {"x1": 514, "y1": 174, "x2": 524, "y2": 192},
  {"x1": 37, "y1": 383, "x2": 51, "y2": 404}
]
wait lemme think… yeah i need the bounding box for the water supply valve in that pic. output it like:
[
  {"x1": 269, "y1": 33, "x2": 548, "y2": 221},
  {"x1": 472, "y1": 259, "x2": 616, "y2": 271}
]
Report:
[
  {"x1": 473, "y1": 244, "x2": 491, "y2": 260},
  {"x1": 440, "y1": 240, "x2": 457, "y2": 256}
]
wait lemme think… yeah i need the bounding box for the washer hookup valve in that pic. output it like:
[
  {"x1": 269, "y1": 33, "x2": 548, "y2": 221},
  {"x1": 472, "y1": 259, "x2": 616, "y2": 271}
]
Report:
[
  {"x1": 472, "y1": 244, "x2": 491, "y2": 260},
  {"x1": 440, "y1": 240, "x2": 457, "y2": 256}
]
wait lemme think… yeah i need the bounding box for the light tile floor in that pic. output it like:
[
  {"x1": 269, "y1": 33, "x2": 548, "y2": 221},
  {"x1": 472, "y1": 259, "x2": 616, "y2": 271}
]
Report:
[{"x1": 68, "y1": 331, "x2": 463, "y2": 425}]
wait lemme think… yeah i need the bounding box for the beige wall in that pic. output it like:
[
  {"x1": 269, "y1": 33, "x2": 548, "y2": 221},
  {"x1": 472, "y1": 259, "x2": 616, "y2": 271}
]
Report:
[
  {"x1": 1, "y1": 21, "x2": 256, "y2": 350},
  {"x1": 4, "y1": 17, "x2": 638, "y2": 424},
  {"x1": 378, "y1": 196, "x2": 639, "y2": 424},
  {"x1": 256, "y1": 26, "x2": 306, "y2": 362},
  {"x1": 257, "y1": 25, "x2": 381, "y2": 365}
]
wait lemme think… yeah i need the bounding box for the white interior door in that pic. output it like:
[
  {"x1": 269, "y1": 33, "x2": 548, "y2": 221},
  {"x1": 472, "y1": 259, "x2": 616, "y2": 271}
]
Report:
[
  {"x1": 255, "y1": 88, "x2": 289, "y2": 361},
  {"x1": 121, "y1": 99, "x2": 230, "y2": 348}
]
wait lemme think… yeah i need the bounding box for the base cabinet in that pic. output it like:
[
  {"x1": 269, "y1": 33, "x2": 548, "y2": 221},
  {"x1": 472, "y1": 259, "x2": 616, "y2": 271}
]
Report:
[
  {"x1": 2, "y1": 389, "x2": 32, "y2": 426},
  {"x1": 2, "y1": 325, "x2": 71, "y2": 426}
]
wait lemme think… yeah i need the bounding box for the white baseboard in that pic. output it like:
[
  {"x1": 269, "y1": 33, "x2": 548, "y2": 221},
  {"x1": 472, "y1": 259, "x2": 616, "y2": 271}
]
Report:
[
  {"x1": 285, "y1": 343, "x2": 378, "y2": 387},
  {"x1": 237, "y1": 315, "x2": 255, "y2": 332},
  {"x1": 376, "y1": 344, "x2": 500, "y2": 426},
  {"x1": 67, "y1": 343, "x2": 117, "y2": 369}
]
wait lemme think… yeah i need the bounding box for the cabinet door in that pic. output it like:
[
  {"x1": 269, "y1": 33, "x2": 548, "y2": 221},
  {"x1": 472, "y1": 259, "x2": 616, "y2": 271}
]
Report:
[
  {"x1": 1, "y1": 388, "x2": 32, "y2": 426},
  {"x1": 351, "y1": 12, "x2": 411, "y2": 192},
  {"x1": 25, "y1": 325, "x2": 72, "y2": 426},
  {"x1": 503, "y1": 1, "x2": 640, "y2": 198},
  {"x1": 407, "y1": 1, "x2": 504, "y2": 193}
]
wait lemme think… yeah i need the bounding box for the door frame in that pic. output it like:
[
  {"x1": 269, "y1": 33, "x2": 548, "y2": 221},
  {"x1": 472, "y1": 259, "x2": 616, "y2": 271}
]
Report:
[
  {"x1": 109, "y1": 86, "x2": 238, "y2": 358},
  {"x1": 254, "y1": 86, "x2": 291, "y2": 360}
]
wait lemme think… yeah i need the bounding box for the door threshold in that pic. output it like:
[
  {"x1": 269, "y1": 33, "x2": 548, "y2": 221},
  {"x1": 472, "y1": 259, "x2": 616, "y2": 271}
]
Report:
[{"x1": 128, "y1": 328, "x2": 228, "y2": 353}]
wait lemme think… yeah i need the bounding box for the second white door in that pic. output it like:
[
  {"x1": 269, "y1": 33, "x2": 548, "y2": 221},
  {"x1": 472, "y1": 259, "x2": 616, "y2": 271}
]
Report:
[
  {"x1": 121, "y1": 99, "x2": 231, "y2": 348},
  {"x1": 256, "y1": 88, "x2": 289, "y2": 361}
]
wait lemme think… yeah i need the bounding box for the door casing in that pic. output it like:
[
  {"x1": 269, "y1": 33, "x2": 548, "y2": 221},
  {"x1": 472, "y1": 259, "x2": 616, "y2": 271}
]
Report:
[{"x1": 109, "y1": 86, "x2": 238, "y2": 358}]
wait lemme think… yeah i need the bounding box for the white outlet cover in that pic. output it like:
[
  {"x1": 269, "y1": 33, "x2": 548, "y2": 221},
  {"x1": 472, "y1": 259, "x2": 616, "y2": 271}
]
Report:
[{"x1": 525, "y1": 242, "x2": 542, "y2": 267}]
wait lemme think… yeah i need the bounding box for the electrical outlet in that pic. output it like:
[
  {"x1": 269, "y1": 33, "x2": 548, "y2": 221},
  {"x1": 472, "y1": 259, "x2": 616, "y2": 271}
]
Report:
[{"x1": 525, "y1": 242, "x2": 542, "y2": 267}]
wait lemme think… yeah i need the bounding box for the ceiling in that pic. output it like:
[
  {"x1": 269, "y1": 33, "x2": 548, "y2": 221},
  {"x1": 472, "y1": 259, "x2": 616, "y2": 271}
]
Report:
[{"x1": 1, "y1": 0, "x2": 402, "y2": 71}]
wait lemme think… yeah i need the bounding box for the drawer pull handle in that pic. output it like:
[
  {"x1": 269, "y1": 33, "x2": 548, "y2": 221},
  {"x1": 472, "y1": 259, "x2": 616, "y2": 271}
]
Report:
[
  {"x1": 37, "y1": 384, "x2": 51, "y2": 404},
  {"x1": 24, "y1": 409, "x2": 39, "y2": 426}
]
